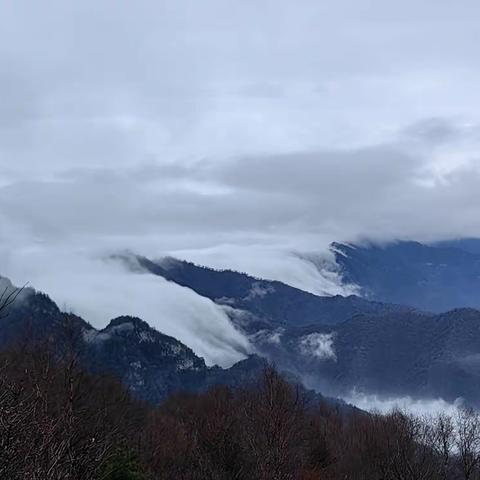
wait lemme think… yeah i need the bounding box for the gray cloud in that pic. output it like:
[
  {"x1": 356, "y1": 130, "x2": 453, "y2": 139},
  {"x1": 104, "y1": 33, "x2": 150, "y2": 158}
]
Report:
[
  {"x1": 299, "y1": 333, "x2": 336, "y2": 361},
  {"x1": 344, "y1": 391, "x2": 465, "y2": 418},
  {"x1": 2, "y1": 1, "x2": 480, "y2": 363},
  {"x1": 3, "y1": 134, "x2": 480, "y2": 244},
  {"x1": 0, "y1": 246, "x2": 251, "y2": 367}
]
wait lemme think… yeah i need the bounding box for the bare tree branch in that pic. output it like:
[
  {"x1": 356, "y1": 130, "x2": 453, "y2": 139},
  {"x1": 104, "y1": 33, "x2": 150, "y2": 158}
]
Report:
[{"x1": 0, "y1": 282, "x2": 28, "y2": 319}]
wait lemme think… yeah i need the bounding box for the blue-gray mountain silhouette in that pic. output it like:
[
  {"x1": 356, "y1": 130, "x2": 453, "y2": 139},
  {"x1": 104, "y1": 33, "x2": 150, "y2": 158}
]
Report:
[{"x1": 332, "y1": 240, "x2": 480, "y2": 312}]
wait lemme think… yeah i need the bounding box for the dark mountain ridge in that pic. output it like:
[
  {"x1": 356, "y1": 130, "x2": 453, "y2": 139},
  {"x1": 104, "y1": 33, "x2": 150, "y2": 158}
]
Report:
[
  {"x1": 255, "y1": 307, "x2": 480, "y2": 406},
  {"x1": 135, "y1": 255, "x2": 413, "y2": 332},
  {"x1": 0, "y1": 285, "x2": 266, "y2": 404},
  {"x1": 332, "y1": 240, "x2": 480, "y2": 312},
  {"x1": 5, "y1": 240, "x2": 480, "y2": 408},
  {"x1": 111, "y1": 253, "x2": 480, "y2": 406},
  {"x1": 0, "y1": 281, "x2": 341, "y2": 408}
]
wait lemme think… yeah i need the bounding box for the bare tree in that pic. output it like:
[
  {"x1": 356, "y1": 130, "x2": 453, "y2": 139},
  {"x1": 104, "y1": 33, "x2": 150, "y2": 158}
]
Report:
[
  {"x1": 456, "y1": 409, "x2": 480, "y2": 480},
  {"x1": 432, "y1": 413, "x2": 455, "y2": 480},
  {"x1": 242, "y1": 366, "x2": 306, "y2": 480},
  {"x1": 0, "y1": 281, "x2": 26, "y2": 319}
]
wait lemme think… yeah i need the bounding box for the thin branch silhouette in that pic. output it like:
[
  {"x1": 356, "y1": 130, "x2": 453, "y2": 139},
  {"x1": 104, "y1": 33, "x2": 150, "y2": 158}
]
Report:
[{"x1": 0, "y1": 282, "x2": 28, "y2": 319}]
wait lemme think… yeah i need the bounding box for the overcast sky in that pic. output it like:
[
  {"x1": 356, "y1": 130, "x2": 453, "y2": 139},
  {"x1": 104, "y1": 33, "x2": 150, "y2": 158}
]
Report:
[{"x1": 1, "y1": 0, "x2": 480, "y2": 363}]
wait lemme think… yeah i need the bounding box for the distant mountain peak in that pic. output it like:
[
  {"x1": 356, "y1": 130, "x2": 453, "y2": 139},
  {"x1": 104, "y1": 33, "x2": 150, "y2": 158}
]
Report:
[
  {"x1": 106, "y1": 315, "x2": 151, "y2": 331},
  {"x1": 332, "y1": 239, "x2": 480, "y2": 312}
]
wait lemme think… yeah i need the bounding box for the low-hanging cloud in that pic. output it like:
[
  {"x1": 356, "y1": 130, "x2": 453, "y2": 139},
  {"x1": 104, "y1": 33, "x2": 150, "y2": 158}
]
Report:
[
  {"x1": 299, "y1": 333, "x2": 337, "y2": 360},
  {"x1": 0, "y1": 245, "x2": 251, "y2": 367},
  {"x1": 344, "y1": 390, "x2": 466, "y2": 418}
]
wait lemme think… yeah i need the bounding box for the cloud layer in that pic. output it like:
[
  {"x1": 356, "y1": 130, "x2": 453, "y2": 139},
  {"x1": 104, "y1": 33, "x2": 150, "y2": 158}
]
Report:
[
  {"x1": 2, "y1": 1, "x2": 480, "y2": 363},
  {"x1": 0, "y1": 246, "x2": 250, "y2": 367},
  {"x1": 299, "y1": 333, "x2": 337, "y2": 361},
  {"x1": 344, "y1": 391, "x2": 465, "y2": 418}
]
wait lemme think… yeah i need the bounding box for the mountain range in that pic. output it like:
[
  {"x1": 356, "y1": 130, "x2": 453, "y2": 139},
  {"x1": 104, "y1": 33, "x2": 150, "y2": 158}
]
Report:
[
  {"x1": 0, "y1": 282, "x2": 265, "y2": 404},
  {"x1": 3, "y1": 239, "x2": 480, "y2": 408}
]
